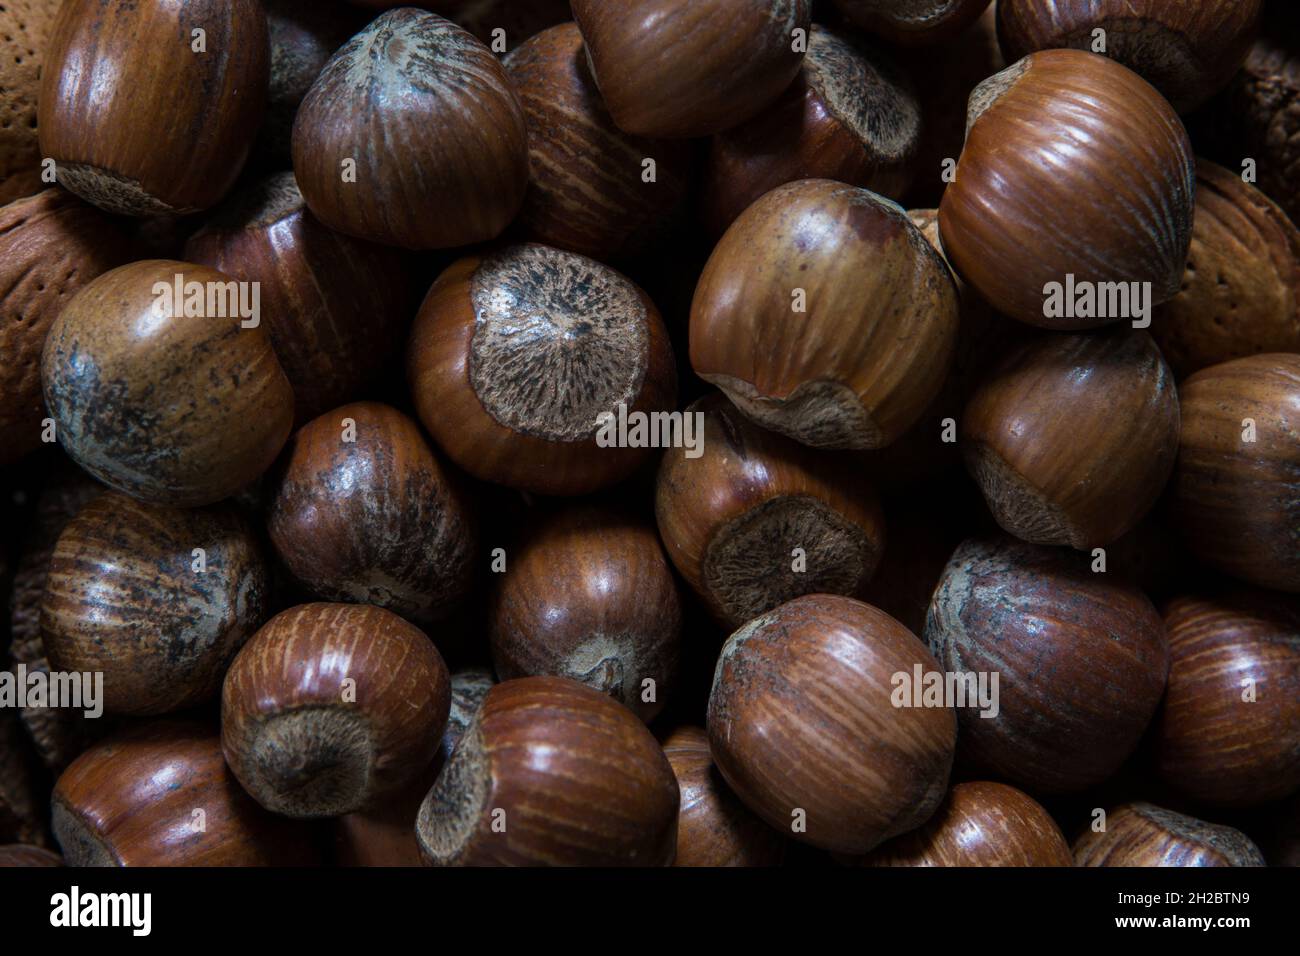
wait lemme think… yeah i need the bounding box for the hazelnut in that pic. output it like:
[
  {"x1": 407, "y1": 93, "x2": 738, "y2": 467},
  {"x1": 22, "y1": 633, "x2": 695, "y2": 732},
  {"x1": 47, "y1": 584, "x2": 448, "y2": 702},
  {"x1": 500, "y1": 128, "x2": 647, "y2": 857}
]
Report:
[
  {"x1": 691, "y1": 179, "x2": 960, "y2": 450},
  {"x1": 0, "y1": 845, "x2": 61, "y2": 867},
  {"x1": 997, "y1": 0, "x2": 1262, "y2": 113},
  {"x1": 1150, "y1": 159, "x2": 1300, "y2": 378},
  {"x1": 1167, "y1": 353, "x2": 1300, "y2": 593},
  {"x1": 702, "y1": 25, "x2": 920, "y2": 237},
  {"x1": 267, "y1": 401, "x2": 477, "y2": 623},
  {"x1": 925, "y1": 536, "x2": 1169, "y2": 793},
  {"x1": 662, "y1": 725, "x2": 785, "y2": 867},
  {"x1": 416, "y1": 676, "x2": 680, "y2": 866},
  {"x1": 655, "y1": 393, "x2": 885, "y2": 628},
  {"x1": 222, "y1": 603, "x2": 452, "y2": 819},
  {"x1": 292, "y1": 9, "x2": 527, "y2": 250},
  {"x1": 503, "y1": 23, "x2": 692, "y2": 261},
  {"x1": 0, "y1": 189, "x2": 128, "y2": 466},
  {"x1": 185, "y1": 173, "x2": 415, "y2": 425},
  {"x1": 51, "y1": 721, "x2": 321, "y2": 866},
  {"x1": 938, "y1": 49, "x2": 1195, "y2": 328},
  {"x1": 490, "y1": 505, "x2": 681, "y2": 722},
  {"x1": 570, "y1": 0, "x2": 811, "y2": 138},
  {"x1": 40, "y1": 490, "x2": 271, "y2": 716},
  {"x1": 1073, "y1": 802, "x2": 1266, "y2": 867},
  {"x1": 1155, "y1": 590, "x2": 1300, "y2": 806},
  {"x1": 831, "y1": 0, "x2": 993, "y2": 46},
  {"x1": 407, "y1": 243, "x2": 677, "y2": 495},
  {"x1": 41, "y1": 259, "x2": 294, "y2": 507},
  {"x1": 708, "y1": 594, "x2": 956, "y2": 854},
  {"x1": 0, "y1": 0, "x2": 60, "y2": 204},
  {"x1": 854, "y1": 781, "x2": 1072, "y2": 867},
  {"x1": 38, "y1": 0, "x2": 269, "y2": 215},
  {"x1": 962, "y1": 326, "x2": 1180, "y2": 550}
]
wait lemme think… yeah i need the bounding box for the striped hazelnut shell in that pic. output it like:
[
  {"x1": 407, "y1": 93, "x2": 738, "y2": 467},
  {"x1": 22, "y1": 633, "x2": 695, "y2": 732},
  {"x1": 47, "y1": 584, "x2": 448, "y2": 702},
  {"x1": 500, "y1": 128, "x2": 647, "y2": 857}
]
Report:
[{"x1": 1073, "y1": 802, "x2": 1266, "y2": 867}]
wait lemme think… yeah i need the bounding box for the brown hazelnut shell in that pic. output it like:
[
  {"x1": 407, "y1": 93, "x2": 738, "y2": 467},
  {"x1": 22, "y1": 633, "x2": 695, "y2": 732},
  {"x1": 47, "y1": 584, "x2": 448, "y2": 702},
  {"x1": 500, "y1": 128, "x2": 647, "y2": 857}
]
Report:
[
  {"x1": 221, "y1": 603, "x2": 451, "y2": 819},
  {"x1": 691, "y1": 179, "x2": 960, "y2": 451},
  {"x1": 416, "y1": 676, "x2": 680, "y2": 866},
  {"x1": 655, "y1": 393, "x2": 885, "y2": 628},
  {"x1": 37, "y1": 0, "x2": 268, "y2": 215},
  {"x1": 832, "y1": 0, "x2": 992, "y2": 46},
  {"x1": 570, "y1": 0, "x2": 811, "y2": 139},
  {"x1": 41, "y1": 259, "x2": 294, "y2": 507},
  {"x1": 292, "y1": 9, "x2": 527, "y2": 250},
  {"x1": 0, "y1": 845, "x2": 62, "y2": 867},
  {"x1": 708, "y1": 594, "x2": 956, "y2": 855},
  {"x1": 40, "y1": 490, "x2": 271, "y2": 716},
  {"x1": 938, "y1": 49, "x2": 1195, "y2": 328},
  {"x1": 1073, "y1": 802, "x2": 1266, "y2": 867}
]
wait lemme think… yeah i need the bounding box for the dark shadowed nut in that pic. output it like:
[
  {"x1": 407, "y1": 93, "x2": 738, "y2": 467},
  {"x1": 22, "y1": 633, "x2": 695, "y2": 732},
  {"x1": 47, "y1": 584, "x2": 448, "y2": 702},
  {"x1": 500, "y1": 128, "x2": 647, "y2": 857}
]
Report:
[{"x1": 832, "y1": 0, "x2": 992, "y2": 46}]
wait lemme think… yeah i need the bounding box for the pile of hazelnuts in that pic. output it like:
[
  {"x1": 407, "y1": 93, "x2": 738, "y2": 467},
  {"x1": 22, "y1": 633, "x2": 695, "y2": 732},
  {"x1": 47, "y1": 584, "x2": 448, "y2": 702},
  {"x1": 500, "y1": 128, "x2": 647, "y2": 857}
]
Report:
[{"x1": 0, "y1": 0, "x2": 1297, "y2": 869}]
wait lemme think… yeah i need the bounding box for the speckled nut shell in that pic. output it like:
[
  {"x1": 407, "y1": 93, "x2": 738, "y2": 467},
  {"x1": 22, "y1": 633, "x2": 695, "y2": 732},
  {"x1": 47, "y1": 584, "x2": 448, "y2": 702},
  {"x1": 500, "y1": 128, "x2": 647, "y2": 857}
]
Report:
[
  {"x1": 832, "y1": 0, "x2": 993, "y2": 46},
  {"x1": 655, "y1": 393, "x2": 886, "y2": 628},
  {"x1": 962, "y1": 327, "x2": 1180, "y2": 550},
  {"x1": 854, "y1": 781, "x2": 1072, "y2": 866},
  {"x1": 997, "y1": 0, "x2": 1262, "y2": 113},
  {"x1": 0, "y1": 0, "x2": 60, "y2": 204},
  {"x1": 266, "y1": 401, "x2": 477, "y2": 622},
  {"x1": 222, "y1": 603, "x2": 451, "y2": 819},
  {"x1": 938, "y1": 49, "x2": 1195, "y2": 328},
  {"x1": 39, "y1": 490, "x2": 271, "y2": 716},
  {"x1": 925, "y1": 536, "x2": 1169, "y2": 793},
  {"x1": 407, "y1": 243, "x2": 677, "y2": 495},
  {"x1": 1073, "y1": 802, "x2": 1266, "y2": 867},
  {"x1": 185, "y1": 173, "x2": 414, "y2": 427},
  {"x1": 570, "y1": 0, "x2": 811, "y2": 139},
  {"x1": 663, "y1": 725, "x2": 785, "y2": 867},
  {"x1": 0, "y1": 188, "x2": 127, "y2": 465},
  {"x1": 51, "y1": 721, "x2": 321, "y2": 866},
  {"x1": 37, "y1": 0, "x2": 268, "y2": 215},
  {"x1": 1167, "y1": 354, "x2": 1300, "y2": 593},
  {"x1": 702, "y1": 25, "x2": 921, "y2": 236},
  {"x1": 292, "y1": 9, "x2": 527, "y2": 250},
  {"x1": 503, "y1": 22, "x2": 691, "y2": 261},
  {"x1": 416, "y1": 676, "x2": 680, "y2": 866},
  {"x1": 41, "y1": 259, "x2": 294, "y2": 507},
  {"x1": 1151, "y1": 159, "x2": 1300, "y2": 378},
  {"x1": 707, "y1": 594, "x2": 956, "y2": 855},
  {"x1": 691, "y1": 179, "x2": 959, "y2": 450}
]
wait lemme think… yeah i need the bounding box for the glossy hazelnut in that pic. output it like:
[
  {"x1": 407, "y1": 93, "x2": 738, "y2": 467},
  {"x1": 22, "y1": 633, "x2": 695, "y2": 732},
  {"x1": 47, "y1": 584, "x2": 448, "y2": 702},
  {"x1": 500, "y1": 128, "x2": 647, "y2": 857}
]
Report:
[
  {"x1": 570, "y1": 0, "x2": 810, "y2": 139},
  {"x1": 655, "y1": 393, "x2": 885, "y2": 628},
  {"x1": 335, "y1": 668, "x2": 493, "y2": 867},
  {"x1": 490, "y1": 505, "x2": 680, "y2": 722},
  {"x1": 1151, "y1": 159, "x2": 1300, "y2": 378},
  {"x1": 926, "y1": 536, "x2": 1169, "y2": 793},
  {"x1": 1155, "y1": 590, "x2": 1300, "y2": 806},
  {"x1": 997, "y1": 0, "x2": 1262, "y2": 113},
  {"x1": 41, "y1": 259, "x2": 294, "y2": 507},
  {"x1": 51, "y1": 721, "x2": 321, "y2": 866},
  {"x1": 38, "y1": 0, "x2": 268, "y2": 215},
  {"x1": 267, "y1": 402, "x2": 476, "y2": 622},
  {"x1": 407, "y1": 243, "x2": 677, "y2": 495},
  {"x1": 702, "y1": 25, "x2": 919, "y2": 237},
  {"x1": 1167, "y1": 353, "x2": 1300, "y2": 593},
  {"x1": 855, "y1": 781, "x2": 1072, "y2": 866},
  {"x1": 708, "y1": 594, "x2": 956, "y2": 854},
  {"x1": 0, "y1": 0, "x2": 60, "y2": 204},
  {"x1": 0, "y1": 189, "x2": 128, "y2": 465},
  {"x1": 691, "y1": 179, "x2": 959, "y2": 450},
  {"x1": 502, "y1": 23, "x2": 690, "y2": 261},
  {"x1": 662, "y1": 726, "x2": 784, "y2": 867},
  {"x1": 292, "y1": 9, "x2": 527, "y2": 250},
  {"x1": 416, "y1": 676, "x2": 679, "y2": 866},
  {"x1": 962, "y1": 327, "x2": 1180, "y2": 550},
  {"x1": 40, "y1": 490, "x2": 271, "y2": 716},
  {"x1": 185, "y1": 173, "x2": 415, "y2": 425},
  {"x1": 1073, "y1": 803, "x2": 1266, "y2": 867},
  {"x1": 832, "y1": 0, "x2": 992, "y2": 46},
  {"x1": 0, "y1": 845, "x2": 61, "y2": 867},
  {"x1": 938, "y1": 49, "x2": 1194, "y2": 328},
  {"x1": 222, "y1": 603, "x2": 451, "y2": 819}
]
